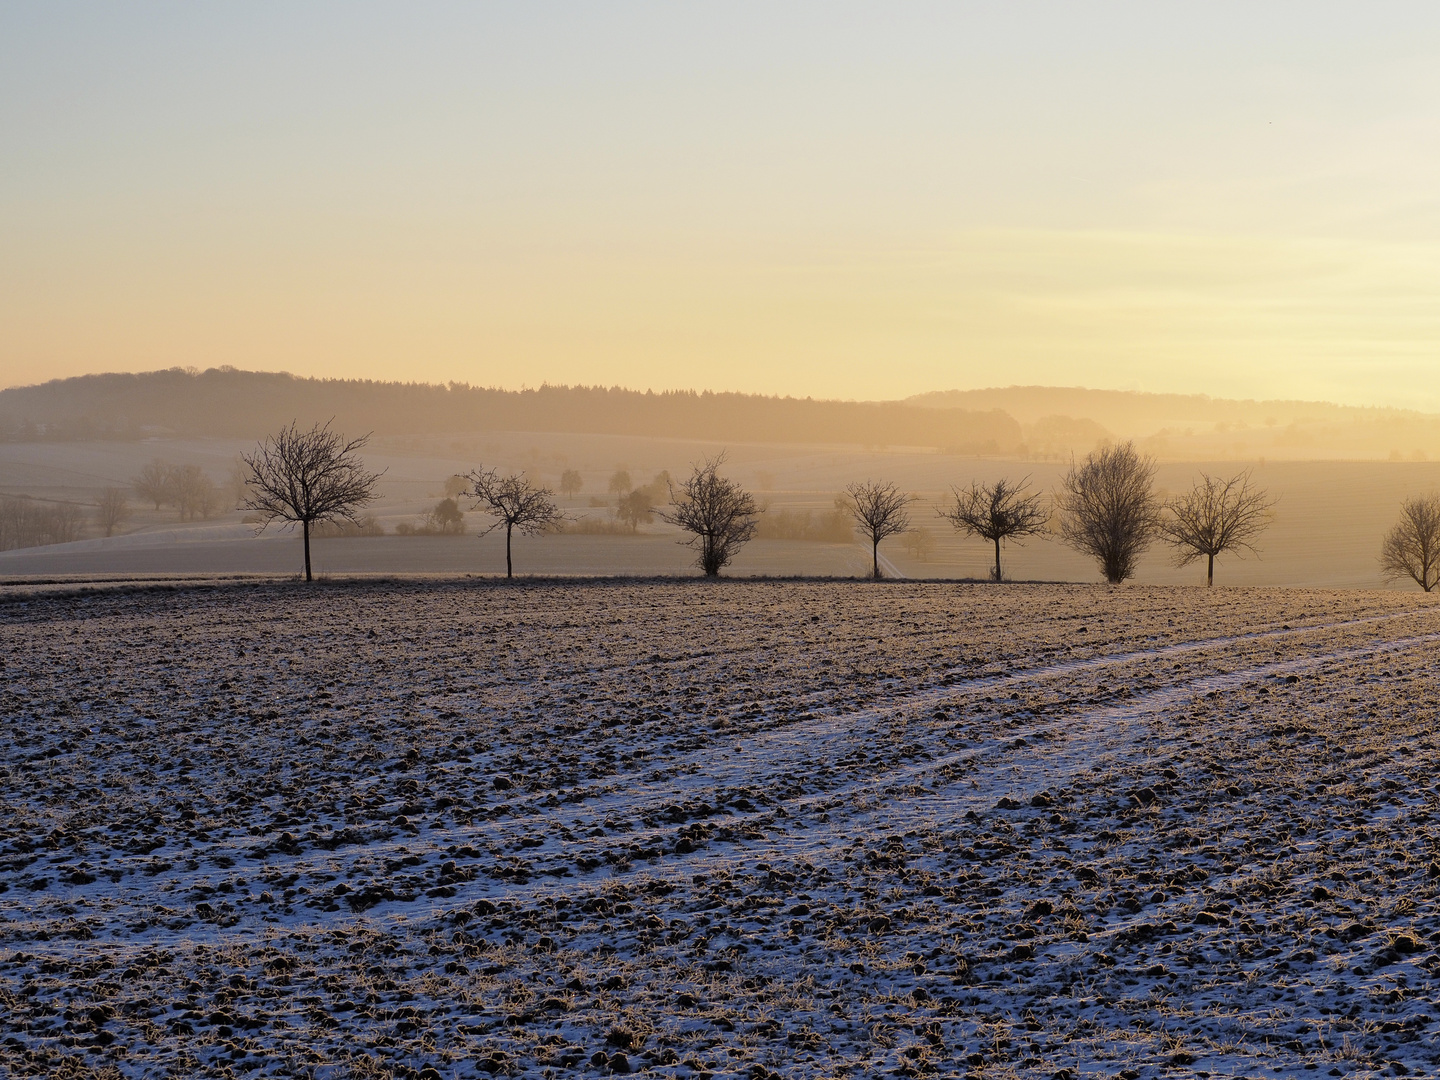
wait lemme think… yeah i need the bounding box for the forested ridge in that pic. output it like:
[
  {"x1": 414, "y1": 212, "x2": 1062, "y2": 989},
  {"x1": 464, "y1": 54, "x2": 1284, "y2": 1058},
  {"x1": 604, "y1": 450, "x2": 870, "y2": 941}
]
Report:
[{"x1": 0, "y1": 367, "x2": 1021, "y2": 452}]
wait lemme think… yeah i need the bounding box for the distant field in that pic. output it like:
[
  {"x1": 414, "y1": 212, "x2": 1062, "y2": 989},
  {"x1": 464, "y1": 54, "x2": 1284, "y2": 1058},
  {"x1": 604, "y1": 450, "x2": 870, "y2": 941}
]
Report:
[{"x1": 3, "y1": 580, "x2": 1439, "y2": 1078}]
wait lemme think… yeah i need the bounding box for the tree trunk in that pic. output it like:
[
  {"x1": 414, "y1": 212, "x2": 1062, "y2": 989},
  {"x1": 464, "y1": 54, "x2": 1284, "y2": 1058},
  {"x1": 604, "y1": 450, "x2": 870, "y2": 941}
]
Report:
[
  {"x1": 993, "y1": 536, "x2": 1002, "y2": 582},
  {"x1": 872, "y1": 540, "x2": 880, "y2": 579},
  {"x1": 506, "y1": 522, "x2": 513, "y2": 578},
  {"x1": 1207, "y1": 552, "x2": 1214, "y2": 587},
  {"x1": 302, "y1": 519, "x2": 312, "y2": 582}
]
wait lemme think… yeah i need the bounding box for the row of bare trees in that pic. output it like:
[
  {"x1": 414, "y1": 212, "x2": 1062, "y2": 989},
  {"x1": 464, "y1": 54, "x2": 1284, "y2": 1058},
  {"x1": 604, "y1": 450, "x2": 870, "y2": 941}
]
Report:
[
  {"x1": 235, "y1": 426, "x2": 1275, "y2": 583},
  {"x1": 456, "y1": 444, "x2": 1278, "y2": 583},
  {"x1": 131, "y1": 460, "x2": 223, "y2": 521},
  {"x1": 234, "y1": 427, "x2": 763, "y2": 580},
  {"x1": 232, "y1": 421, "x2": 1440, "y2": 591},
  {"x1": 0, "y1": 487, "x2": 170, "y2": 550},
  {"x1": 0, "y1": 496, "x2": 85, "y2": 552},
  {"x1": 835, "y1": 443, "x2": 1275, "y2": 585},
  {"x1": 1053, "y1": 442, "x2": 1275, "y2": 587},
  {"x1": 9, "y1": 462, "x2": 237, "y2": 548}
]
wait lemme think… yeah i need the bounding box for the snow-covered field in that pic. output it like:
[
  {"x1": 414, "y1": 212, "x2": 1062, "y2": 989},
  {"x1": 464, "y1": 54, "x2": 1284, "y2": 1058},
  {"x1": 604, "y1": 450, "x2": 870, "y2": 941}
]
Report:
[{"x1": 2, "y1": 580, "x2": 1439, "y2": 1079}]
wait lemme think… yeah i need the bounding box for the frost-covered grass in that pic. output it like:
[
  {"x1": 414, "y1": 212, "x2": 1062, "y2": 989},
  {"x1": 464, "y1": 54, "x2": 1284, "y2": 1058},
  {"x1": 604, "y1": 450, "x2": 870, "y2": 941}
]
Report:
[{"x1": 1, "y1": 579, "x2": 1439, "y2": 1079}]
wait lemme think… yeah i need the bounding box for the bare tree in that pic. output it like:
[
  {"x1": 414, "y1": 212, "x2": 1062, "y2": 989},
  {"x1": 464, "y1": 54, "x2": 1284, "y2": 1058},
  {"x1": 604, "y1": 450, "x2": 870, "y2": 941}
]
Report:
[
  {"x1": 132, "y1": 460, "x2": 174, "y2": 511},
  {"x1": 467, "y1": 467, "x2": 565, "y2": 577},
  {"x1": 1380, "y1": 493, "x2": 1440, "y2": 592},
  {"x1": 940, "y1": 477, "x2": 1049, "y2": 582},
  {"x1": 242, "y1": 421, "x2": 384, "y2": 581},
  {"x1": 1057, "y1": 441, "x2": 1161, "y2": 584},
  {"x1": 95, "y1": 488, "x2": 130, "y2": 538},
  {"x1": 1161, "y1": 470, "x2": 1276, "y2": 586},
  {"x1": 172, "y1": 464, "x2": 219, "y2": 521},
  {"x1": 559, "y1": 469, "x2": 583, "y2": 497},
  {"x1": 660, "y1": 453, "x2": 760, "y2": 577},
  {"x1": 843, "y1": 480, "x2": 914, "y2": 579},
  {"x1": 227, "y1": 456, "x2": 251, "y2": 510},
  {"x1": 0, "y1": 497, "x2": 83, "y2": 550}
]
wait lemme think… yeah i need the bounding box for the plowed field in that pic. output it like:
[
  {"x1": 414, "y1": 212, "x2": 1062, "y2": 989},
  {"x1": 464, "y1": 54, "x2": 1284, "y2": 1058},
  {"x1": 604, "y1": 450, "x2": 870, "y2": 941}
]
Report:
[{"x1": 2, "y1": 580, "x2": 1439, "y2": 1079}]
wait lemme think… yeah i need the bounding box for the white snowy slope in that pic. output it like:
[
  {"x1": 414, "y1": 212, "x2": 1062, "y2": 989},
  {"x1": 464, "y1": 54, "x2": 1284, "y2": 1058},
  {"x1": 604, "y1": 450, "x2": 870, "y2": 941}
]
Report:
[{"x1": 1, "y1": 580, "x2": 1438, "y2": 1079}]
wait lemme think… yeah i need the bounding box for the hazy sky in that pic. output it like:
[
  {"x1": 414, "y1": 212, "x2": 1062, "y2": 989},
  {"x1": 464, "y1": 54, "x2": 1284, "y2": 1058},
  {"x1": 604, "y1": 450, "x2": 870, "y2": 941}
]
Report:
[{"x1": 4, "y1": 3, "x2": 1440, "y2": 406}]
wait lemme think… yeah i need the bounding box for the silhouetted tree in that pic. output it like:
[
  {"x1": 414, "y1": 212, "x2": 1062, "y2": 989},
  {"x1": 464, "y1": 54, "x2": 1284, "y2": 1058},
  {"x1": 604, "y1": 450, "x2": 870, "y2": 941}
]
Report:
[
  {"x1": 608, "y1": 469, "x2": 632, "y2": 495},
  {"x1": 132, "y1": 460, "x2": 174, "y2": 510},
  {"x1": 1057, "y1": 441, "x2": 1161, "y2": 584},
  {"x1": 95, "y1": 488, "x2": 130, "y2": 538},
  {"x1": 172, "y1": 464, "x2": 219, "y2": 521},
  {"x1": 1380, "y1": 494, "x2": 1440, "y2": 592},
  {"x1": 54, "y1": 502, "x2": 83, "y2": 543},
  {"x1": 559, "y1": 469, "x2": 583, "y2": 497},
  {"x1": 426, "y1": 497, "x2": 466, "y2": 534},
  {"x1": 227, "y1": 456, "x2": 250, "y2": 510},
  {"x1": 242, "y1": 421, "x2": 383, "y2": 581},
  {"x1": 638, "y1": 470, "x2": 671, "y2": 503},
  {"x1": 467, "y1": 467, "x2": 565, "y2": 577},
  {"x1": 615, "y1": 489, "x2": 654, "y2": 532},
  {"x1": 843, "y1": 480, "x2": 914, "y2": 579},
  {"x1": 941, "y1": 477, "x2": 1049, "y2": 581},
  {"x1": 902, "y1": 526, "x2": 936, "y2": 562},
  {"x1": 660, "y1": 453, "x2": 760, "y2": 577},
  {"x1": 442, "y1": 474, "x2": 469, "y2": 499},
  {"x1": 1162, "y1": 470, "x2": 1275, "y2": 586}
]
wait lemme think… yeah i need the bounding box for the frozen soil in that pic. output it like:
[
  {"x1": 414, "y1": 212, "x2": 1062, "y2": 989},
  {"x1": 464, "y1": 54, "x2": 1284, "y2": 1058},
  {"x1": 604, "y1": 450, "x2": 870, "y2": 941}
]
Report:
[{"x1": 2, "y1": 579, "x2": 1439, "y2": 1080}]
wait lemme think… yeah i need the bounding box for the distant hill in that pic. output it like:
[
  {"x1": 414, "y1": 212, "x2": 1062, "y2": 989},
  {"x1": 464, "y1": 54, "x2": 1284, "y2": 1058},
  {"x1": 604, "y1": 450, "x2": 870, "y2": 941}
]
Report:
[
  {"x1": 9, "y1": 369, "x2": 1439, "y2": 461},
  {"x1": 0, "y1": 367, "x2": 1022, "y2": 454},
  {"x1": 907, "y1": 385, "x2": 1409, "y2": 429},
  {"x1": 909, "y1": 386, "x2": 1440, "y2": 462}
]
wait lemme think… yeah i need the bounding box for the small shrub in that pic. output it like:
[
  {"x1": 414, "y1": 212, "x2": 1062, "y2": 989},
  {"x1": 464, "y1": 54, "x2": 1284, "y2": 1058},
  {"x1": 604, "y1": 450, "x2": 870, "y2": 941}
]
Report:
[
  {"x1": 562, "y1": 517, "x2": 642, "y2": 536},
  {"x1": 313, "y1": 514, "x2": 385, "y2": 538}
]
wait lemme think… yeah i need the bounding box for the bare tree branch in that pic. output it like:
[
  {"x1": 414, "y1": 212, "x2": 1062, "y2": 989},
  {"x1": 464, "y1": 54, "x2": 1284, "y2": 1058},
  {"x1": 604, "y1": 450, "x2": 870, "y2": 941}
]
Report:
[
  {"x1": 1161, "y1": 470, "x2": 1276, "y2": 586},
  {"x1": 843, "y1": 480, "x2": 914, "y2": 579},
  {"x1": 1056, "y1": 441, "x2": 1161, "y2": 585},
  {"x1": 940, "y1": 477, "x2": 1049, "y2": 582},
  {"x1": 467, "y1": 467, "x2": 565, "y2": 577},
  {"x1": 658, "y1": 453, "x2": 759, "y2": 577},
  {"x1": 1380, "y1": 493, "x2": 1440, "y2": 592},
  {"x1": 241, "y1": 420, "x2": 384, "y2": 581}
]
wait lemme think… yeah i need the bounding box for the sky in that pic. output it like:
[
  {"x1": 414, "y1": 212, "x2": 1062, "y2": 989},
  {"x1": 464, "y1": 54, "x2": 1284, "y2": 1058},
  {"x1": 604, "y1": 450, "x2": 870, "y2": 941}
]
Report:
[{"x1": 4, "y1": 3, "x2": 1440, "y2": 407}]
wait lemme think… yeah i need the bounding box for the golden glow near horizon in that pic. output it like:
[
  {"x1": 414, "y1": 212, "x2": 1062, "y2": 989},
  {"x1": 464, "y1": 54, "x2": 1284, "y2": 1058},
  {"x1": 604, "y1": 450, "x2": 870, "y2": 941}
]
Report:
[{"x1": 3, "y1": 5, "x2": 1440, "y2": 407}]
